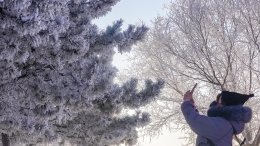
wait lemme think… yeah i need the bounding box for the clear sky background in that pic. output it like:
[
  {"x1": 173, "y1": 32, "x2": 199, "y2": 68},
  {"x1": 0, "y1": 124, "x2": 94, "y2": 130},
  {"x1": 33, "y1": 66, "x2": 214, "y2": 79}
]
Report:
[
  {"x1": 94, "y1": 0, "x2": 171, "y2": 29},
  {"x1": 94, "y1": 0, "x2": 187, "y2": 146}
]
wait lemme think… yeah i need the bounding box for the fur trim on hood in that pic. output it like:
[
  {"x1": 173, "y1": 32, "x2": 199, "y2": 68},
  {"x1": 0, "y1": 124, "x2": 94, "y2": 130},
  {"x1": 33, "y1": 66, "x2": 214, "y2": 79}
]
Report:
[{"x1": 207, "y1": 101, "x2": 252, "y2": 123}]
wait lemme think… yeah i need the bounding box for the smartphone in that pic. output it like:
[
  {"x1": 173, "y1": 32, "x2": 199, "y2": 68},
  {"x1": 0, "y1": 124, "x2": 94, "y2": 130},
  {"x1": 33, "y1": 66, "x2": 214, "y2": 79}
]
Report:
[{"x1": 191, "y1": 83, "x2": 197, "y2": 93}]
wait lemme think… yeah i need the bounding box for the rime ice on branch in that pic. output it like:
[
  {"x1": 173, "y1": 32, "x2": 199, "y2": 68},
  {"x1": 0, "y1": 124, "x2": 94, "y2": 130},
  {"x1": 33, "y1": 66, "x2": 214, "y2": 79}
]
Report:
[{"x1": 0, "y1": 0, "x2": 164, "y2": 145}]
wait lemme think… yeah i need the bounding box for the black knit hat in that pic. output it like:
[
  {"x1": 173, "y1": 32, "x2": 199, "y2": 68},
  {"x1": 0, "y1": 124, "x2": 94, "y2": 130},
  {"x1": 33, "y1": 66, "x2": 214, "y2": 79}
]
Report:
[{"x1": 221, "y1": 91, "x2": 254, "y2": 106}]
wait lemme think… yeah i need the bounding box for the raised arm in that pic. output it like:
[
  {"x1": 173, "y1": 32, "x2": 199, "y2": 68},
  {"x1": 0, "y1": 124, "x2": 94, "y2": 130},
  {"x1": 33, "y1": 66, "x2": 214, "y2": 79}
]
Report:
[{"x1": 181, "y1": 92, "x2": 232, "y2": 140}]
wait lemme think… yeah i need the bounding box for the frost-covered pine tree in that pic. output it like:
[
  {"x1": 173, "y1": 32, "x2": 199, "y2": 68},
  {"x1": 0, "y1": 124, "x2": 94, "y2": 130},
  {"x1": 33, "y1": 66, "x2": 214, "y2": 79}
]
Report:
[{"x1": 0, "y1": 0, "x2": 164, "y2": 145}]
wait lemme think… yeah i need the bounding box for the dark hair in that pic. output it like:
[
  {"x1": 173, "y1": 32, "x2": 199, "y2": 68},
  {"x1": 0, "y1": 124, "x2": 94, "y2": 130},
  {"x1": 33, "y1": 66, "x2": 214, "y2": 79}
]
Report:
[{"x1": 216, "y1": 93, "x2": 226, "y2": 106}]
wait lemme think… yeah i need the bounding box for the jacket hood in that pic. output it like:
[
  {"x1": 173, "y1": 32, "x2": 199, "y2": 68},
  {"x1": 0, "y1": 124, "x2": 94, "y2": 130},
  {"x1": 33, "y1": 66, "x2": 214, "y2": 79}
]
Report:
[
  {"x1": 207, "y1": 101, "x2": 252, "y2": 134},
  {"x1": 208, "y1": 101, "x2": 252, "y2": 123}
]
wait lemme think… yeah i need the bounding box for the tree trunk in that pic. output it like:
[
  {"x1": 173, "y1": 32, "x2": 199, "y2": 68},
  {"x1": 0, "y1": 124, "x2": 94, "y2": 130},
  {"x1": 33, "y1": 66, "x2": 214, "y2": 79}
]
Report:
[{"x1": 1, "y1": 133, "x2": 10, "y2": 146}]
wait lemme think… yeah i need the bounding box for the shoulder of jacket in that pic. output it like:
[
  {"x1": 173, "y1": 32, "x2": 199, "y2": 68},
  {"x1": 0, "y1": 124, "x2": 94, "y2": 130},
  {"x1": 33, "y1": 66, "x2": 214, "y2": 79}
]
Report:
[{"x1": 211, "y1": 117, "x2": 233, "y2": 134}]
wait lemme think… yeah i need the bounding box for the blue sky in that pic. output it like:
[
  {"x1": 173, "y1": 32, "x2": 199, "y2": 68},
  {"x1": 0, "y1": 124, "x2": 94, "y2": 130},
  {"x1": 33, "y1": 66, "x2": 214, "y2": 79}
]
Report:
[{"x1": 93, "y1": 0, "x2": 172, "y2": 30}]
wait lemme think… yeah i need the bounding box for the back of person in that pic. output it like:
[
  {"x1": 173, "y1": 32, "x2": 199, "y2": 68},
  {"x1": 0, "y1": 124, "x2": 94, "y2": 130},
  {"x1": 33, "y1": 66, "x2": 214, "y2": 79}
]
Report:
[
  {"x1": 181, "y1": 90, "x2": 253, "y2": 146},
  {"x1": 195, "y1": 116, "x2": 234, "y2": 146}
]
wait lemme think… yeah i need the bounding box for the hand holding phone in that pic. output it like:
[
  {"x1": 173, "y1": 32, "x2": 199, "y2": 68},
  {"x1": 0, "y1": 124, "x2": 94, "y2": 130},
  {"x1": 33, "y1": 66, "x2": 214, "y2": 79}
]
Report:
[{"x1": 183, "y1": 83, "x2": 197, "y2": 102}]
